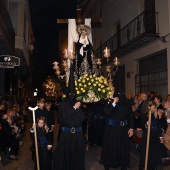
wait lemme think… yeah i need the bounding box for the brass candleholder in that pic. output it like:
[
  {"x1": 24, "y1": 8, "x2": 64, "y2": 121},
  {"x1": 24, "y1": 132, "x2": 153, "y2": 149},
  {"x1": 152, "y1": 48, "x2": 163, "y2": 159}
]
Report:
[
  {"x1": 53, "y1": 49, "x2": 76, "y2": 86},
  {"x1": 103, "y1": 47, "x2": 120, "y2": 97},
  {"x1": 96, "y1": 58, "x2": 102, "y2": 75}
]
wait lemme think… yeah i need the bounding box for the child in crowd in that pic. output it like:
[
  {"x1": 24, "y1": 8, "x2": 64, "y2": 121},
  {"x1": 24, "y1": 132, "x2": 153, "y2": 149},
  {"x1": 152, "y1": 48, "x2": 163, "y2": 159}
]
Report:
[
  {"x1": 30, "y1": 98, "x2": 47, "y2": 152},
  {"x1": 30, "y1": 116, "x2": 52, "y2": 170},
  {"x1": 35, "y1": 98, "x2": 47, "y2": 120},
  {"x1": 45, "y1": 102, "x2": 55, "y2": 144}
]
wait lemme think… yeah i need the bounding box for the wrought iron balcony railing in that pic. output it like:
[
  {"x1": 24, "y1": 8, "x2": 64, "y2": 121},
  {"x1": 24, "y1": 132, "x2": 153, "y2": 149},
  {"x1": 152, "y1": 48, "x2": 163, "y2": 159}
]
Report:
[{"x1": 95, "y1": 11, "x2": 159, "y2": 58}]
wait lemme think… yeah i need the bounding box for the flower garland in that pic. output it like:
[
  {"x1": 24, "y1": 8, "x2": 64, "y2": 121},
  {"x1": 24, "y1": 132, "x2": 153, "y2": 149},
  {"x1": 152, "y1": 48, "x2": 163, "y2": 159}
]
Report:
[{"x1": 75, "y1": 74, "x2": 113, "y2": 103}]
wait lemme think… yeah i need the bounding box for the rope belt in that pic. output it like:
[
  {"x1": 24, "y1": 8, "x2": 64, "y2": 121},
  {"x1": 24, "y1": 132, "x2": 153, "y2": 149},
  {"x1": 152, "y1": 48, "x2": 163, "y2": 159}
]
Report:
[
  {"x1": 61, "y1": 126, "x2": 82, "y2": 133},
  {"x1": 106, "y1": 119, "x2": 128, "y2": 126}
]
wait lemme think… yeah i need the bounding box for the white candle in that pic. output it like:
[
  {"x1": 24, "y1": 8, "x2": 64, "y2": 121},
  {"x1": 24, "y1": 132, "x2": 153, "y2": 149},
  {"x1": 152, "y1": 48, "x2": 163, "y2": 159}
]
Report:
[
  {"x1": 69, "y1": 50, "x2": 73, "y2": 59},
  {"x1": 65, "y1": 49, "x2": 68, "y2": 56},
  {"x1": 105, "y1": 47, "x2": 108, "y2": 56}
]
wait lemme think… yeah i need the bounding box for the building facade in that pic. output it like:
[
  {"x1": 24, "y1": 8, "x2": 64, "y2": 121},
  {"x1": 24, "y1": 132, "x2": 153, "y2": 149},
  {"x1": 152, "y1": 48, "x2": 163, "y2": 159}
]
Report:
[
  {"x1": 82, "y1": 0, "x2": 170, "y2": 99},
  {"x1": 8, "y1": 0, "x2": 33, "y2": 97},
  {"x1": 0, "y1": 0, "x2": 15, "y2": 96}
]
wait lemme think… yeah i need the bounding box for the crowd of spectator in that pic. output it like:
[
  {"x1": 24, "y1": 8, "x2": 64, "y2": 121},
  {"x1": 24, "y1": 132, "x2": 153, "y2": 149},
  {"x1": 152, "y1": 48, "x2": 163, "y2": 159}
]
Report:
[{"x1": 0, "y1": 95, "x2": 37, "y2": 163}]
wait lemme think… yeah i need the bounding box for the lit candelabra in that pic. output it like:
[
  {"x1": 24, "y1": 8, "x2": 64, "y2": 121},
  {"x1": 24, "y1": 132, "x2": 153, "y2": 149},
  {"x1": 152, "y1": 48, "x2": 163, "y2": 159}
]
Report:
[
  {"x1": 63, "y1": 49, "x2": 75, "y2": 60},
  {"x1": 97, "y1": 47, "x2": 120, "y2": 97},
  {"x1": 103, "y1": 47, "x2": 110, "y2": 61},
  {"x1": 53, "y1": 49, "x2": 75, "y2": 86}
]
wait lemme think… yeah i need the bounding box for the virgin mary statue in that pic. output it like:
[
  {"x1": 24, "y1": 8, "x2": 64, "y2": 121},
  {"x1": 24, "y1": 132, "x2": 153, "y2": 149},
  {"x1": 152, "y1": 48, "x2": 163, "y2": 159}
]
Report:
[{"x1": 68, "y1": 19, "x2": 97, "y2": 79}]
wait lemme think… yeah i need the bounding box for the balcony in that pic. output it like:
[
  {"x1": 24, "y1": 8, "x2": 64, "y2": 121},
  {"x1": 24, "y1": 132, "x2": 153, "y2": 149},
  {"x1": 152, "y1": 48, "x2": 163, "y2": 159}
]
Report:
[
  {"x1": 0, "y1": 0, "x2": 15, "y2": 54},
  {"x1": 95, "y1": 11, "x2": 159, "y2": 58}
]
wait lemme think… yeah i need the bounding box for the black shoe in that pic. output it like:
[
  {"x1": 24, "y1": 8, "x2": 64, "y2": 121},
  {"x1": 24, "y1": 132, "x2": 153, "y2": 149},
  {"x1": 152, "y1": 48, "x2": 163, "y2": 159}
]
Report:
[{"x1": 113, "y1": 166, "x2": 117, "y2": 169}]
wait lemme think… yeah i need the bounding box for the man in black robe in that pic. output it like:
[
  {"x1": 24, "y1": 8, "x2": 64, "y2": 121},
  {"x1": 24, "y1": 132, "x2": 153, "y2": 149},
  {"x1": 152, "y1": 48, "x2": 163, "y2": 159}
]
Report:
[
  {"x1": 53, "y1": 62, "x2": 85, "y2": 170},
  {"x1": 53, "y1": 98, "x2": 85, "y2": 170},
  {"x1": 101, "y1": 95, "x2": 134, "y2": 170}
]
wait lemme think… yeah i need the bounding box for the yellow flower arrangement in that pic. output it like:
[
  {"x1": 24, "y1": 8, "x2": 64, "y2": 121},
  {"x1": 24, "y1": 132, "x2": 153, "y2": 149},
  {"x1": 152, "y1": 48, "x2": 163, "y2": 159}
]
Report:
[{"x1": 75, "y1": 74, "x2": 113, "y2": 103}]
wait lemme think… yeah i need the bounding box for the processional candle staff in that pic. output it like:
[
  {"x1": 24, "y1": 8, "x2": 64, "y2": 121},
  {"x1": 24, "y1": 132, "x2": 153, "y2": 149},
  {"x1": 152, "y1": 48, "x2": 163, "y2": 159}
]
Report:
[
  {"x1": 144, "y1": 110, "x2": 152, "y2": 170},
  {"x1": 29, "y1": 106, "x2": 40, "y2": 170}
]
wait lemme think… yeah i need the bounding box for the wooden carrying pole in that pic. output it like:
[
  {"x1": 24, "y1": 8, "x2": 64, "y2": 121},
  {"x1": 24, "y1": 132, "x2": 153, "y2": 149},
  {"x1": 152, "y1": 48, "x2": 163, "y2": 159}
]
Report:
[
  {"x1": 29, "y1": 106, "x2": 39, "y2": 170},
  {"x1": 144, "y1": 110, "x2": 151, "y2": 170}
]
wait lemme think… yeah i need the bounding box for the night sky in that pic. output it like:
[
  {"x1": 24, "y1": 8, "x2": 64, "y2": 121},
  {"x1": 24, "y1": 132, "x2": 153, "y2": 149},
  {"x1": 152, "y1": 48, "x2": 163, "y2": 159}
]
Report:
[{"x1": 29, "y1": 0, "x2": 77, "y2": 88}]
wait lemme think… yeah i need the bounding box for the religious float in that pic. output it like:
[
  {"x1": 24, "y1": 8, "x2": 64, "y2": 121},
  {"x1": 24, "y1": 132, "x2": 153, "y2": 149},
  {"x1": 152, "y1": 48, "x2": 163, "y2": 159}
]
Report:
[{"x1": 53, "y1": 16, "x2": 120, "y2": 103}]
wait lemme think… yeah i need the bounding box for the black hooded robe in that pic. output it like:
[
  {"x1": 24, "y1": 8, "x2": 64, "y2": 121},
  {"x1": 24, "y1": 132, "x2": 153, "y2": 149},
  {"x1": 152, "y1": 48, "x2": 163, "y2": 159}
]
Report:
[
  {"x1": 101, "y1": 101, "x2": 134, "y2": 168},
  {"x1": 53, "y1": 99, "x2": 85, "y2": 170}
]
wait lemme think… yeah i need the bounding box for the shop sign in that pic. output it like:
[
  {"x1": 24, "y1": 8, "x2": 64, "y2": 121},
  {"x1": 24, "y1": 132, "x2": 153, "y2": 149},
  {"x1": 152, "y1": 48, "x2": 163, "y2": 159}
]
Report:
[{"x1": 0, "y1": 55, "x2": 20, "y2": 68}]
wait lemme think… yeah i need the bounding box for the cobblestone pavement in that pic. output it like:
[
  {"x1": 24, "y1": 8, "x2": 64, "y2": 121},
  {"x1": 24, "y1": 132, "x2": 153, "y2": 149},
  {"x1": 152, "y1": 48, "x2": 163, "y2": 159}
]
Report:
[{"x1": 1, "y1": 114, "x2": 170, "y2": 170}]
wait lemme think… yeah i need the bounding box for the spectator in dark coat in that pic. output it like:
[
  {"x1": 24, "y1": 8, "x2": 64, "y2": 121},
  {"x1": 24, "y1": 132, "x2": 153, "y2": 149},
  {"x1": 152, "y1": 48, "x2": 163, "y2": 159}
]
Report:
[
  {"x1": 141, "y1": 93, "x2": 151, "y2": 115},
  {"x1": 0, "y1": 109, "x2": 19, "y2": 160},
  {"x1": 154, "y1": 95, "x2": 163, "y2": 110}
]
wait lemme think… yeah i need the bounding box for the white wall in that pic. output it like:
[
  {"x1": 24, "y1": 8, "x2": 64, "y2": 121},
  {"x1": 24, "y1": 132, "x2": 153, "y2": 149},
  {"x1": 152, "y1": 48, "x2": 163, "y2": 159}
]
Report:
[
  {"x1": 155, "y1": 0, "x2": 169, "y2": 36},
  {"x1": 93, "y1": 0, "x2": 142, "y2": 49},
  {"x1": 88, "y1": 0, "x2": 170, "y2": 96},
  {"x1": 120, "y1": 41, "x2": 166, "y2": 95}
]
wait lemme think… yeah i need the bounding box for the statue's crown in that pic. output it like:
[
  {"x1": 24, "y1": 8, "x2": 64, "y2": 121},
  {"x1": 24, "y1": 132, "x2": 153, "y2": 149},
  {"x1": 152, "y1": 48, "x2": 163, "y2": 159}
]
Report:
[{"x1": 76, "y1": 24, "x2": 91, "y2": 35}]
